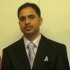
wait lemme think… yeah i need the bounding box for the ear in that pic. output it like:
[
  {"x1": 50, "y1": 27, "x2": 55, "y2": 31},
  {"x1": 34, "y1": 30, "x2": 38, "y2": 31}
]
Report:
[
  {"x1": 18, "y1": 21, "x2": 20, "y2": 24},
  {"x1": 39, "y1": 17, "x2": 43, "y2": 25},
  {"x1": 18, "y1": 21, "x2": 21, "y2": 27}
]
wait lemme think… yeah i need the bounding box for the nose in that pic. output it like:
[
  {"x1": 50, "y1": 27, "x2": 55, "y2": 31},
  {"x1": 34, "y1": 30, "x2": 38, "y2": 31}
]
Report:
[{"x1": 25, "y1": 17, "x2": 30, "y2": 25}]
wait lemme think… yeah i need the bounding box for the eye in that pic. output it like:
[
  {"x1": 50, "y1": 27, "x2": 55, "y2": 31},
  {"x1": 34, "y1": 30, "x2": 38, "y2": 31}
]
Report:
[
  {"x1": 28, "y1": 15, "x2": 35, "y2": 19},
  {"x1": 19, "y1": 16, "x2": 25, "y2": 21}
]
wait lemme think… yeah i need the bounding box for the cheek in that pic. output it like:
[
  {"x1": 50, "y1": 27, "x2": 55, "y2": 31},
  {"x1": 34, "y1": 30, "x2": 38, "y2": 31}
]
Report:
[
  {"x1": 19, "y1": 23, "x2": 24, "y2": 30},
  {"x1": 33, "y1": 19, "x2": 41, "y2": 25},
  {"x1": 36, "y1": 18, "x2": 42, "y2": 26},
  {"x1": 35, "y1": 21, "x2": 41, "y2": 27},
  {"x1": 33, "y1": 23, "x2": 41, "y2": 30}
]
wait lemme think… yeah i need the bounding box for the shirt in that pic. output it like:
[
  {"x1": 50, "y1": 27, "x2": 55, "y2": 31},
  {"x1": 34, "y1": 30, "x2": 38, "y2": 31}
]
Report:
[{"x1": 23, "y1": 34, "x2": 41, "y2": 58}]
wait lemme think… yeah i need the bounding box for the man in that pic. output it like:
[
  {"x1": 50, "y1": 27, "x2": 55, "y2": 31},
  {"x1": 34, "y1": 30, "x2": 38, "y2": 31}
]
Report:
[{"x1": 1, "y1": 2, "x2": 70, "y2": 70}]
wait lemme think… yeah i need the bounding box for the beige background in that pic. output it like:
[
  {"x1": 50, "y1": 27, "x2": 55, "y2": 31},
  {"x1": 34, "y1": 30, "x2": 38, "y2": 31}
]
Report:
[{"x1": 0, "y1": 0, "x2": 70, "y2": 64}]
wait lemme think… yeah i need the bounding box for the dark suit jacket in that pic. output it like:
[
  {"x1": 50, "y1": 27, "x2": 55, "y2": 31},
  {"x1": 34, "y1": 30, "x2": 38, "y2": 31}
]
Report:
[{"x1": 1, "y1": 35, "x2": 70, "y2": 70}]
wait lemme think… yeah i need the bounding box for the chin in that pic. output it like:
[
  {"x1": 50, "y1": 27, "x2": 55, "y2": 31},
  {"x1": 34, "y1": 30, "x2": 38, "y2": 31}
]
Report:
[{"x1": 24, "y1": 31, "x2": 34, "y2": 35}]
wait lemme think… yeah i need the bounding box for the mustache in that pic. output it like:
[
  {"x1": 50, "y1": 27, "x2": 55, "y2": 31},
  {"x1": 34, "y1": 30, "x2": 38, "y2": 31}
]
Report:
[{"x1": 24, "y1": 25, "x2": 33, "y2": 29}]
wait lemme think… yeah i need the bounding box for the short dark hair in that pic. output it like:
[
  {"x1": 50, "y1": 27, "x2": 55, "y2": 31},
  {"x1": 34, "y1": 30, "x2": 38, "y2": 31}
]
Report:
[{"x1": 18, "y1": 2, "x2": 41, "y2": 18}]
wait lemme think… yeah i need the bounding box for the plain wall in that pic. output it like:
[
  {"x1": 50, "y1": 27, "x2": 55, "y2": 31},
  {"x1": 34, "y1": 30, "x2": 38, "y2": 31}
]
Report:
[{"x1": 0, "y1": 0, "x2": 70, "y2": 64}]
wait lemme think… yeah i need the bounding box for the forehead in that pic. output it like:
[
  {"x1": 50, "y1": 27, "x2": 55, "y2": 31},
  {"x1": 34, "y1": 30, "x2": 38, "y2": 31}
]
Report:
[{"x1": 19, "y1": 7, "x2": 37, "y2": 16}]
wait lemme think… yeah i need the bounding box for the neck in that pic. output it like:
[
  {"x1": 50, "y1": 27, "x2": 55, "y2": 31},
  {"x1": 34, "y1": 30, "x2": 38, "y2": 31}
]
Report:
[{"x1": 24, "y1": 31, "x2": 40, "y2": 41}]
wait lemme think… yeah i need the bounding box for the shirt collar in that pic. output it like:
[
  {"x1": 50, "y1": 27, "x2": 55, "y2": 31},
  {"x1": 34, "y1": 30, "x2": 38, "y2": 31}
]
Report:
[{"x1": 23, "y1": 34, "x2": 41, "y2": 49}]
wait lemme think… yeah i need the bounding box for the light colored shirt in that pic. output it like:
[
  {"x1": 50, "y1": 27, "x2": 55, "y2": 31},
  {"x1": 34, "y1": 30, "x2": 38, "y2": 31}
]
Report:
[{"x1": 23, "y1": 34, "x2": 41, "y2": 57}]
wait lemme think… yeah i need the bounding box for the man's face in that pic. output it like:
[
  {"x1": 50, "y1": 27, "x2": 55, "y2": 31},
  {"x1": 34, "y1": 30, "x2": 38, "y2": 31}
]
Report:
[{"x1": 18, "y1": 7, "x2": 42, "y2": 35}]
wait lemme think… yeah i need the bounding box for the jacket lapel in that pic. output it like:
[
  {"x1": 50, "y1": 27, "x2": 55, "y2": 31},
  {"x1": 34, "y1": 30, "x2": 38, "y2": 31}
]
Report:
[
  {"x1": 32, "y1": 35, "x2": 50, "y2": 70},
  {"x1": 15, "y1": 38, "x2": 31, "y2": 70}
]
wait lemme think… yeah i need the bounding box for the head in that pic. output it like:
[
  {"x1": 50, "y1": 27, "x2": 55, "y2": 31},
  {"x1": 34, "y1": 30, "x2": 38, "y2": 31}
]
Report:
[{"x1": 18, "y1": 2, "x2": 43, "y2": 36}]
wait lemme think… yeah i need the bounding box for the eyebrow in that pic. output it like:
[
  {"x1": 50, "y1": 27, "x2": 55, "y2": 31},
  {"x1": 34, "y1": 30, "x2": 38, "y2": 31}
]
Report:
[
  {"x1": 20, "y1": 14, "x2": 35, "y2": 17},
  {"x1": 19, "y1": 14, "x2": 35, "y2": 18}
]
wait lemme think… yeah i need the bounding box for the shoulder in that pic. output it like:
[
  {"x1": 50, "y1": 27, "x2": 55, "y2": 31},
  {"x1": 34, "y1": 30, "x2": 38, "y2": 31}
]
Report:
[
  {"x1": 41, "y1": 34, "x2": 66, "y2": 49},
  {"x1": 41, "y1": 35, "x2": 67, "y2": 56},
  {"x1": 3, "y1": 38, "x2": 23, "y2": 52}
]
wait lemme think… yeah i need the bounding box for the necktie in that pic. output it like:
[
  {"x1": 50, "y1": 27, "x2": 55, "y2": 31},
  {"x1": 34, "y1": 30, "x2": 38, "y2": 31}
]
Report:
[{"x1": 27, "y1": 42, "x2": 35, "y2": 68}]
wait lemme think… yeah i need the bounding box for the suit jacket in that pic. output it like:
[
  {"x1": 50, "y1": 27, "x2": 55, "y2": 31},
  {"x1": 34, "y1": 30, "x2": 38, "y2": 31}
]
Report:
[{"x1": 1, "y1": 35, "x2": 70, "y2": 70}]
